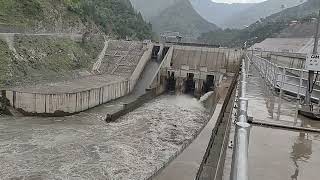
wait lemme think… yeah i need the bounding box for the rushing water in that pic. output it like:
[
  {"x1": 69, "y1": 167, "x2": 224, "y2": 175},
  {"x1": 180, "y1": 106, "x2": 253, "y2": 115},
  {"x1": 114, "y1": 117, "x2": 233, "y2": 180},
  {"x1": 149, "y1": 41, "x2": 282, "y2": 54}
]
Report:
[{"x1": 0, "y1": 95, "x2": 210, "y2": 180}]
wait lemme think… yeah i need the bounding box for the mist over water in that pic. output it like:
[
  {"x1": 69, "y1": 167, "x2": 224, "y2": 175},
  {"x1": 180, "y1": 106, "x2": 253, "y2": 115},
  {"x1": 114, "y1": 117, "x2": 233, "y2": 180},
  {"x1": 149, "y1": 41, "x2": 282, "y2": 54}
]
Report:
[{"x1": 161, "y1": 95, "x2": 207, "y2": 112}]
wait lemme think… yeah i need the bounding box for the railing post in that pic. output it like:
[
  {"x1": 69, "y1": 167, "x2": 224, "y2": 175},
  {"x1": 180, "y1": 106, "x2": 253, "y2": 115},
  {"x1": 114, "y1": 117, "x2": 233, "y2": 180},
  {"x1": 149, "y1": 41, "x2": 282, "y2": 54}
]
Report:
[
  {"x1": 277, "y1": 68, "x2": 286, "y2": 121},
  {"x1": 273, "y1": 64, "x2": 277, "y2": 88},
  {"x1": 295, "y1": 69, "x2": 304, "y2": 124},
  {"x1": 265, "y1": 59, "x2": 268, "y2": 79}
]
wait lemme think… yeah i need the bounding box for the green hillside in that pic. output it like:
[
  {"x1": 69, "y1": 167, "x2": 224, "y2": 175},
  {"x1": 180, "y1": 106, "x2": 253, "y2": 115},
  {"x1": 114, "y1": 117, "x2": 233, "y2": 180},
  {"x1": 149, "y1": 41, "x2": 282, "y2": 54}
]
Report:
[
  {"x1": 0, "y1": 0, "x2": 153, "y2": 87},
  {"x1": 198, "y1": 0, "x2": 320, "y2": 47},
  {"x1": 0, "y1": 0, "x2": 152, "y2": 39},
  {"x1": 130, "y1": 0, "x2": 181, "y2": 21},
  {"x1": 220, "y1": 0, "x2": 304, "y2": 29},
  {"x1": 267, "y1": 0, "x2": 320, "y2": 22},
  {"x1": 130, "y1": 0, "x2": 218, "y2": 37},
  {"x1": 151, "y1": 0, "x2": 218, "y2": 37}
]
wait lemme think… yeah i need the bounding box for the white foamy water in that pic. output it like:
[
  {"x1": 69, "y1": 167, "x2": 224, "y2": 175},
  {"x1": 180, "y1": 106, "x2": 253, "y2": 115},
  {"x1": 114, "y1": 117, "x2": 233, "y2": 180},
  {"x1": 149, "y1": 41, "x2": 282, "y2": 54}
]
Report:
[{"x1": 0, "y1": 95, "x2": 211, "y2": 180}]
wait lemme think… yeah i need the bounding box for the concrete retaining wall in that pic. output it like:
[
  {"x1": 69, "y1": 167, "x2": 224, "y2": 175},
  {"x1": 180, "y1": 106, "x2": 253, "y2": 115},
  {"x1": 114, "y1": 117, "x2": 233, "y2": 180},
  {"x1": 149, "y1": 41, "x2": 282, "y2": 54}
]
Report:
[
  {"x1": 5, "y1": 43, "x2": 154, "y2": 116},
  {"x1": 150, "y1": 46, "x2": 173, "y2": 90},
  {"x1": 6, "y1": 80, "x2": 129, "y2": 115},
  {"x1": 129, "y1": 43, "x2": 153, "y2": 92}
]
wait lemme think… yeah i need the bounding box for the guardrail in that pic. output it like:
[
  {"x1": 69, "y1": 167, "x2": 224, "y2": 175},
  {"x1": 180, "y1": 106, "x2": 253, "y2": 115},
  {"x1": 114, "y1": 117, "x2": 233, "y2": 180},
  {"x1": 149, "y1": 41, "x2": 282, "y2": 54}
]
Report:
[
  {"x1": 270, "y1": 51, "x2": 306, "y2": 59},
  {"x1": 250, "y1": 49, "x2": 307, "y2": 58},
  {"x1": 230, "y1": 59, "x2": 251, "y2": 180},
  {"x1": 247, "y1": 53, "x2": 320, "y2": 122}
]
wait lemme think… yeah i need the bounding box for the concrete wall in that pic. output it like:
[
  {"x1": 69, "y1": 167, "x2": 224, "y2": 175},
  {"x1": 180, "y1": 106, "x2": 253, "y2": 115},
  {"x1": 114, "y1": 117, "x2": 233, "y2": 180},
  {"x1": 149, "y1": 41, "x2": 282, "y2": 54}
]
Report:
[
  {"x1": 171, "y1": 46, "x2": 241, "y2": 74},
  {"x1": 149, "y1": 46, "x2": 174, "y2": 92},
  {"x1": 6, "y1": 80, "x2": 129, "y2": 115},
  {"x1": 129, "y1": 43, "x2": 153, "y2": 92},
  {"x1": 167, "y1": 46, "x2": 241, "y2": 84},
  {"x1": 5, "y1": 43, "x2": 154, "y2": 116},
  {"x1": 150, "y1": 46, "x2": 241, "y2": 97}
]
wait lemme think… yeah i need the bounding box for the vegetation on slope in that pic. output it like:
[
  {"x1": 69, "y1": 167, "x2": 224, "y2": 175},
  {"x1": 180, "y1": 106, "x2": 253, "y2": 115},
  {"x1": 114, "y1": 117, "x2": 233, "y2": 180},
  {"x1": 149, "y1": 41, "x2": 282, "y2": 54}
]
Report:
[
  {"x1": 67, "y1": 0, "x2": 152, "y2": 39},
  {"x1": 198, "y1": 0, "x2": 320, "y2": 48},
  {"x1": 0, "y1": 39, "x2": 13, "y2": 86},
  {"x1": 0, "y1": 0, "x2": 152, "y2": 40},
  {"x1": 0, "y1": 34, "x2": 105, "y2": 88},
  {"x1": 220, "y1": 0, "x2": 304, "y2": 29},
  {"x1": 130, "y1": 0, "x2": 181, "y2": 21},
  {"x1": 130, "y1": 0, "x2": 218, "y2": 38},
  {"x1": 0, "y1": 0, "x2": 153, "y2": 88},
  {"x1": 152, "y1": 0, "x2": 218, "y2": 37},
  {"x1": 190, "y1": 0, "x2": 255, "y2": 27},
  {"x1": 266, "y1": 0, "x2": 319, "y2": 22}
]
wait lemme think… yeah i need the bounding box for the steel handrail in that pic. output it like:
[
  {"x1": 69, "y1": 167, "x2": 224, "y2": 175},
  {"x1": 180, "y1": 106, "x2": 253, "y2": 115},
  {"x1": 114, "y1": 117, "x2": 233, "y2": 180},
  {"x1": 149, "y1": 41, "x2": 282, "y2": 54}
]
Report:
[{"x1": 230, "y1": 59, "x2": 251, "y2": 180}]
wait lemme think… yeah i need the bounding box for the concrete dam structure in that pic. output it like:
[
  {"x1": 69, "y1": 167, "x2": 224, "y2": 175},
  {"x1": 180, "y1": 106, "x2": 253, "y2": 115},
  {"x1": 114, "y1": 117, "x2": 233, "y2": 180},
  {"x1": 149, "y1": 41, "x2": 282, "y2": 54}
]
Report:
[
  {"x1": 0, "y1": 36, "x2": 243, "y2": 179},
  {"x1": 2, "y1": 39, "x2": 242, "y2": 116},
  {"x1": 150, "y1": 45, "x2": 241, "y2": 95}
]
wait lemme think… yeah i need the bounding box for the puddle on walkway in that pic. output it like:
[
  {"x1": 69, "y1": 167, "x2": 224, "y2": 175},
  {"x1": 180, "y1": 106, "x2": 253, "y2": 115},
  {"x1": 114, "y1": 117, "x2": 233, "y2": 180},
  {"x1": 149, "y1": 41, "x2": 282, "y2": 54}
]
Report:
[
  {"x1": 247, "y1": 66, "x2": 320, "y2": 130},
  {"x1": 246, "y1": 65, "x2": 320, "y2": 180},
  {"x1": 249, "y1": 126, "x2": 320, "y2": 180}
]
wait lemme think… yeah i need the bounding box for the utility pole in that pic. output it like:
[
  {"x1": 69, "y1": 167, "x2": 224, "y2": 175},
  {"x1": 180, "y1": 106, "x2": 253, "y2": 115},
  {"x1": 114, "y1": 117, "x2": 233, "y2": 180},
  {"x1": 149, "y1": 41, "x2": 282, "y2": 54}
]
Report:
[{"x1": 305, "y1": 10, "x2": 320, "y2": 107}]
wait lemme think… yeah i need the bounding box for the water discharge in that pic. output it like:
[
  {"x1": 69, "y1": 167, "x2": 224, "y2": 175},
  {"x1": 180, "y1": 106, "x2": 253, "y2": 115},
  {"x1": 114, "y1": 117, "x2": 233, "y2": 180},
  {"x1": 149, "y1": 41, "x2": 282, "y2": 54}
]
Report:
[{"x1": 0, "y1": 95, "x2": 210, "y2": 180}]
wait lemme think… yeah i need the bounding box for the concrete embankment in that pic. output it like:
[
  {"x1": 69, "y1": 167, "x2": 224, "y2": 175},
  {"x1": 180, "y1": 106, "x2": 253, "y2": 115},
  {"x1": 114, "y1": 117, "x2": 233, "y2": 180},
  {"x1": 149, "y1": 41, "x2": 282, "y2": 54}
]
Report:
[{"x1": 3, "y1": 42, "x2": 154, "y2": 116}]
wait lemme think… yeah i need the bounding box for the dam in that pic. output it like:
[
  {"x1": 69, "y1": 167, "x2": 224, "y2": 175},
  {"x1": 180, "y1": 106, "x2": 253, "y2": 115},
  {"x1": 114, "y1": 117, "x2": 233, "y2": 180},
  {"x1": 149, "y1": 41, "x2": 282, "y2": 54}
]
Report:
[
  {"x1": 1, "y1": 33, "x2": 319, "y2": 180},
  {"x1": 0, "y1": 34, "x2": 242, "y2": 180}
]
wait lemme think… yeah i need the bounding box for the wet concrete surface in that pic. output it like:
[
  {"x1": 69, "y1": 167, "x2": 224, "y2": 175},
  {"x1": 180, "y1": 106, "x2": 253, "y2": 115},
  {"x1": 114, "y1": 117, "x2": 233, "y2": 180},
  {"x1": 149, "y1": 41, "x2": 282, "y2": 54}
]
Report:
[
  {"x1": 247, "y1": 65, "x2": 320, "y2": 129},
  {"x1": 131, "y1": 60, "x2": 160, "y2": 96},
  {"x1": 0, "y1": 95, "x2": 210, "y2": 180},
  {"x1": 246, "y1": 65, "x2": 320, "y2": 180},
  {"x1": 249, "y1": 126, "x2": 320, "y2": 180}
]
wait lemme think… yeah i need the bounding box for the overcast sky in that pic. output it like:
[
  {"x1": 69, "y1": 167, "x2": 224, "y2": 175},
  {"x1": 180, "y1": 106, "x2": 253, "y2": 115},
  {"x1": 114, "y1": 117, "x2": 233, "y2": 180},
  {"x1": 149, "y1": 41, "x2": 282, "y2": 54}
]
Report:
[{"x1": 211, "y1": 0, "x2": 266, "y2": 3}]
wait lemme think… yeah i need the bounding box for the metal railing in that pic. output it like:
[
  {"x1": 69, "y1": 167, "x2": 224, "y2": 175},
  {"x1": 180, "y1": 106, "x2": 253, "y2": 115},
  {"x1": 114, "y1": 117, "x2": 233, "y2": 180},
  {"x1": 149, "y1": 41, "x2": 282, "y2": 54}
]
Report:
[
  {"x1": 247, "y1": 53, "x2": 320, "y2": 122},
  {"x1": 231, "y1": 59, "x2": 251, "y2": 180}
]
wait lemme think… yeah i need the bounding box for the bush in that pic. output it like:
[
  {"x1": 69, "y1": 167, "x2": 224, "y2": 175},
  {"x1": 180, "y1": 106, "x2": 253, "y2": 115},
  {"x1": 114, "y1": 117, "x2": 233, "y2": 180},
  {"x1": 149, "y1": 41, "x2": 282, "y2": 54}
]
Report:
[{"x1": 19, "y1": 0, "x2": 43, "y2": 18}]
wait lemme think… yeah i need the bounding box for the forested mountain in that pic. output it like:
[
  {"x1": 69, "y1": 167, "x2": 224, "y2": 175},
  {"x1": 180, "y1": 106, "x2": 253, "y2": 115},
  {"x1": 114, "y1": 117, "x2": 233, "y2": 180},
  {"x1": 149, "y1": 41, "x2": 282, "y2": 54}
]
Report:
[
  {"x1": 191, "y1": 0, "x2": 304, "y2": 29},
  {"x1": 0, "y1": 0, "x2": 152, "y2": 39},
  {"x1": 198, "y1": 0, "x2": 320, "y2": 47},
  {"x1": 266, "y1": 0, "x2": 320, "y2": 22},
  {"x1": 130, "y1": 0, "x2": 181, "y2": 21},
  {"x1": 221, "y1": 0, "x2": 304, "y2": 29},
  {"x1": 130, "y1": 0, "x2": 219, "y2": 37},
  {"x1": 190, "y1": 0, "x2": 255, "y2": 27}
]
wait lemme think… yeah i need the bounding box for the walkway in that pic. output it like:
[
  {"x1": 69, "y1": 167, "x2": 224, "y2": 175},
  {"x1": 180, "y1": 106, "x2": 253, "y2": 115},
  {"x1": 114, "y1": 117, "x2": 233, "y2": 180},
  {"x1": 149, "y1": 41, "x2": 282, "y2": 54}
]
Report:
[{"x1": 245, "y1": 65, "x2": 320, "y2": 180}]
